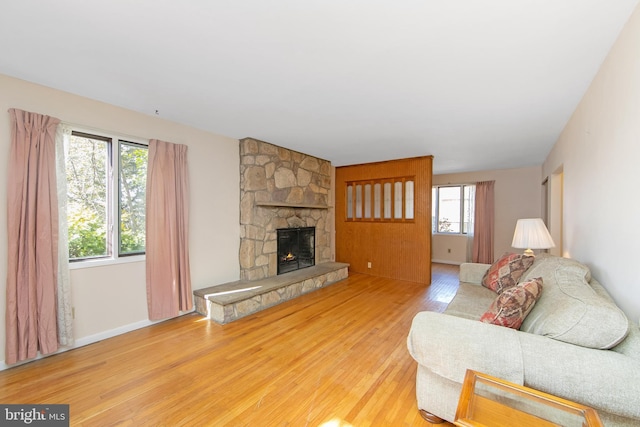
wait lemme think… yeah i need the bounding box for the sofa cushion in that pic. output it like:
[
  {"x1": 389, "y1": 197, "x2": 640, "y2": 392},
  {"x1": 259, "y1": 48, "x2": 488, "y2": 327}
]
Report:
[
  {"x1": 480, "y1": 277, "x2": 543, "y2": 329},
  {"x1": 520, "y1": 257, "x2": 629, "y2": 349},
  {"x1": 445, "y1": 282, "x2": 497, "y2": 320},
  {"x1": 482, "y1": 252, "x2": 535, "y2": 294}
]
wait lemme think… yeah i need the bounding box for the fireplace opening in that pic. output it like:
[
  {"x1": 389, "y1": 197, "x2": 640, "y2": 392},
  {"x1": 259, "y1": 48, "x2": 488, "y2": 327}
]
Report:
[{"x1": 277, "y1": 227, "x2": 315, "y2": 275}]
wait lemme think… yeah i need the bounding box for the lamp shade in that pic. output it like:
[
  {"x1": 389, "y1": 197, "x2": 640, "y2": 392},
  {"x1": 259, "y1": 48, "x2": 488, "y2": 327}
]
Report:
[{"x1": 511, "y1": 218, "x2": 555, "y2": 254}]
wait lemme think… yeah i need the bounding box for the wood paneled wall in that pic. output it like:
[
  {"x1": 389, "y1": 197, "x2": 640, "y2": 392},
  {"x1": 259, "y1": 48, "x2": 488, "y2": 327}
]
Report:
[{"x1": 335, "y1": 156, "x2": 433, "y2": 284}]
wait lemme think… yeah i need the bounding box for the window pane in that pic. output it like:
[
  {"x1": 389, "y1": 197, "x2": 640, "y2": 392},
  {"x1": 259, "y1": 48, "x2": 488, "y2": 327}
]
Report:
[
  {"x1": 438, "y1": 186, "x2": 461, "y2": 233},
  {"x1": 432, "y1": 187, "x2": 437, "y2": 233},
  {"x1": 119, "y1": 141, "x2": 148, "y2": 255},
  {"x1": 364, "y1": 184, "x2": 372, "y2": 218},
  {"x1": 355, "y1": 185, "x2": 362, "y2": 218},
  {"x1": 383, "y1": 183, "x2": 392, "y2": 219},
  {"x1": 463, "y1": 185, "x2": 475, "y2": 234},
  {"x1": 346, "y1": 185, "x2": 353, "y2": 219},
  {"x1": 405, "y1": 180, "x2": 414, "y2": 220},
  {"x1": 374, "y1": 183, "x2": 381, "y2": 219},
  {"x1": 394, "y1": 181, "x2": 403, "y2": 219},
  {"x1": 66, "y1": 133, "x2": 109, "y2": 259}
]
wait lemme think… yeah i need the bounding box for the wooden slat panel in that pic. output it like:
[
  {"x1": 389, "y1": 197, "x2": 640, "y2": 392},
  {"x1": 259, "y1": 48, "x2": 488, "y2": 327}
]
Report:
[{"x1": 335, "y1": 156, "x2": 433, "y2": 284}]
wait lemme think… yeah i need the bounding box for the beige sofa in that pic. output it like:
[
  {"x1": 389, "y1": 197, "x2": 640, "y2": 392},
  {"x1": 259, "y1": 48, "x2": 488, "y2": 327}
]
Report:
[{"x1": 407, "y1": 254, "x2": 640, "y2": 426}]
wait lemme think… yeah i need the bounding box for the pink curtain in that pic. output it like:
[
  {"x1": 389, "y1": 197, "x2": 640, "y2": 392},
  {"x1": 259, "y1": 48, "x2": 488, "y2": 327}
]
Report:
[
  {"x1": 472, "y1": 180, "x2": 495, "y2": 264},
  {"x1": 5, "y1": 109, "x2": 61, "y2": 364},
  {"x1": 146, "y1": 139, "x2": 192, "y2": 320}
]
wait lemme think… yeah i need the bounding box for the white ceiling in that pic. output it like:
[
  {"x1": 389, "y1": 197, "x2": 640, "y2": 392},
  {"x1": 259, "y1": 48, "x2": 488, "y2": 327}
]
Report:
[{"x1": 1, "y1": 1, "x2": 638, "y2": 173}]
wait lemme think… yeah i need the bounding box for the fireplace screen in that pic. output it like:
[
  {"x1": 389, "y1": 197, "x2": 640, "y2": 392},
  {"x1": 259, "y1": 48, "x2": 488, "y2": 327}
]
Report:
[{"x1": 277, "y1": 227, "x2": 315, "y2": 275}]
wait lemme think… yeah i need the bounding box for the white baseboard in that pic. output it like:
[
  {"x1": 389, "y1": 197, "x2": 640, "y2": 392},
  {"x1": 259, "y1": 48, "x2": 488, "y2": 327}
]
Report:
[
  {"x1": 431, "y1": 259, "x2": 463, "y2": 265},
  {"x1": 74, "y1": 318, "x2": 158, "y2": 348},
  {"x1": 0, "y1": 310, "x2": 194, "y2": 371}
]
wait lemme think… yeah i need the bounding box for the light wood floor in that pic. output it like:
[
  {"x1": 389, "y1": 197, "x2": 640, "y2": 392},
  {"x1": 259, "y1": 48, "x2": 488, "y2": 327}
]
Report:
[{"x1": 0, "y1": 264, "x2": 460, "y2": 427}]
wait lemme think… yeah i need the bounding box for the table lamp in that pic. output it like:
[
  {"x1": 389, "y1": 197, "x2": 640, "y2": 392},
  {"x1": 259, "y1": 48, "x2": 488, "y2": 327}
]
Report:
[{"x1": 511, "y1": 218, "x2": 555, "y2": 257}]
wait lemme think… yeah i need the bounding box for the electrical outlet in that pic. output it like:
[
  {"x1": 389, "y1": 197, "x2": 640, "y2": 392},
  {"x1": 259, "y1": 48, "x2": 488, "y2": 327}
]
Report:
[
  {"x1": 367, "y1": 262, "x2": 372, "y2": 268},
  {"x1": 447, "y1": 248, "x2": 451, "y2": 253}
]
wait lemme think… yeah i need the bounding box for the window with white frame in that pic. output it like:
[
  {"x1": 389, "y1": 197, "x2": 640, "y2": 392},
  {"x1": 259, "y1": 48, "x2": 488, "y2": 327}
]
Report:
[
  {"x1": 65, "y1": 130, "x2": 148, "y2": 262},
  {"x1": 432, "y1": 184, "x2": 475, "y2": 234}
]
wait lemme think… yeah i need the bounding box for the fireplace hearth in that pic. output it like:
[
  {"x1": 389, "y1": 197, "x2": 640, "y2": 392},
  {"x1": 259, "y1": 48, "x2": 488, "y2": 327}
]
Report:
[{"x1": 277, "y1": 227, "x2": 315, "y2": 275}]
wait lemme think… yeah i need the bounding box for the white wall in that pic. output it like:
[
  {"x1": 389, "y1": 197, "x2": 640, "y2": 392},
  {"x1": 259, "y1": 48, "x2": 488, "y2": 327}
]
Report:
[
  {"x1": 542, "y1": 4, "x2": 640, "y2": 323},
  {"x1": 0, "y1": 74, "x2": 240, "y2": 365},
  {"x1": 433, "y1": 166, "x2": 542, "y2": 264}
]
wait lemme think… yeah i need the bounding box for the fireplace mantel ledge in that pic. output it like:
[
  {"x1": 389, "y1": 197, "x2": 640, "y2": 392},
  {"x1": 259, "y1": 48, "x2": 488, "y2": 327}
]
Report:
[{"x1": 255, "y1": 201, "x2": 332, "y2": 209}]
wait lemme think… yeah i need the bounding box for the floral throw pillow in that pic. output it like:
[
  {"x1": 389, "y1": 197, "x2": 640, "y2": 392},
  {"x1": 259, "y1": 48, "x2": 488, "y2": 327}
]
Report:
[
  {"x1": 482, "y1": 252, "x2": 535, "y2": 294},
  {"x1": 480, "y1": 277, "x2": 543, "y2": 329}
]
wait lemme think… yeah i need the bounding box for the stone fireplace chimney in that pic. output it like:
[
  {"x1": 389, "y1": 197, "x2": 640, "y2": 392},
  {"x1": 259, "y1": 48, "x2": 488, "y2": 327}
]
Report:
[{"x1": 239, "y1": 138, "x2": 333, "y2": 281}]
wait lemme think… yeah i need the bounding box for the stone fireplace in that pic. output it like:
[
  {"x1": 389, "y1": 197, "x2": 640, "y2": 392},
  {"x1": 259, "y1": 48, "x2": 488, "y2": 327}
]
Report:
[
  {"x1": 239, "y1": 138, "x2": 332, "y2": 281},
  {"x1": 193, "y1": 139, "x2": 344, "y2": 324}
]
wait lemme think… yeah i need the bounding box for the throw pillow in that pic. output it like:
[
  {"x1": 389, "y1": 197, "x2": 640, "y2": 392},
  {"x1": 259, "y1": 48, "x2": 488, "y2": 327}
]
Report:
[
  {"x1": 480, "y1": 277, "x2": 543, "y2": 329},
  {"x1": 482, "y1": 252, "x2": 535, "y2": 294}
]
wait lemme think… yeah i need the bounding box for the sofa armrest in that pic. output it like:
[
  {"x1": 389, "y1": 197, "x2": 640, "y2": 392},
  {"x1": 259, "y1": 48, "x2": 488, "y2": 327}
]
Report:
[
  {"x1": 407, "y1": 311, "x2": 525, "y2": 385},
  {"x1": 459, "y1": 263, "x2": 491, "y2": 284}
]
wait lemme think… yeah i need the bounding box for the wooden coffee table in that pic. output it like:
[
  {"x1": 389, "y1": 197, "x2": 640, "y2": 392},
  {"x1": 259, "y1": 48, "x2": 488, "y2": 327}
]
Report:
[{"x1": 454, "y1": 370, "x2": 603, "y2": 427}]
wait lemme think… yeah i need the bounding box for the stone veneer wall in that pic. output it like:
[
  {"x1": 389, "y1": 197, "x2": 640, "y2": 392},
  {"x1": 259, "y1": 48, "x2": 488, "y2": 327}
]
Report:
[{"x1": 239, "y1": 138, "x2": 332, "y2": 281}]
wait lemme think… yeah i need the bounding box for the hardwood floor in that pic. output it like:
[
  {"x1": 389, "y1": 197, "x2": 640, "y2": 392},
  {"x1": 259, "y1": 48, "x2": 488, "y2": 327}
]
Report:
[{"x1": 0, "y1": 264, "x2": 460, "y2": 427}]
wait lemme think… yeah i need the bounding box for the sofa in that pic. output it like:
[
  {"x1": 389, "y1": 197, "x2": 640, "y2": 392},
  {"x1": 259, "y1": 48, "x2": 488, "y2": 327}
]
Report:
[{"x1": 407, "y1": 254, "x2": 640, "y2": 426}]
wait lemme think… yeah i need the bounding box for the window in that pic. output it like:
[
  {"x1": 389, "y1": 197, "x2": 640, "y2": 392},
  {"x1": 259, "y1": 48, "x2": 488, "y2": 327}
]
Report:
[
  {"x1": 432, "y1": 184, "x2": 475, "y2": 234},
  {"x1": 346, "y1": 176, "x2": 415, "y2": 222},
  {"x1": 65, "y1": 130, "x2": 148, "y2": 262}
]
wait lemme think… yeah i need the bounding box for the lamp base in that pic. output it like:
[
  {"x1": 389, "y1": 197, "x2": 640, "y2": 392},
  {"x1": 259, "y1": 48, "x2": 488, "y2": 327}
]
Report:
[{"x1": 523, "y1": 249, "x2": 535, "y2": 257}]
